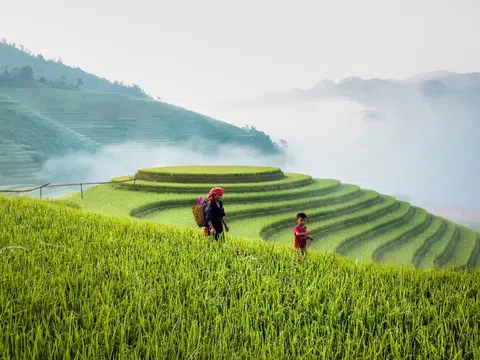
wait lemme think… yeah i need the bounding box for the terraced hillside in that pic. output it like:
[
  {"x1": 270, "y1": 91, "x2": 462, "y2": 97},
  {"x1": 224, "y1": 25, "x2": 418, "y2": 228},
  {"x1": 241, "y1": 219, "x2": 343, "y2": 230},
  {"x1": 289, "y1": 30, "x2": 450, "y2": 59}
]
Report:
[
  {"x1": 63, "y1": 165, "x2": 480, "y2": 270},
  {"x1": 0, "y1": 94, "x2": 98, "y2": 186},
  {"x1": 1, "y1": 87, "x2": 277, "y2": 150},
  {"x1": 0, "y1": 87, "x2": 280, "y2": 186}
]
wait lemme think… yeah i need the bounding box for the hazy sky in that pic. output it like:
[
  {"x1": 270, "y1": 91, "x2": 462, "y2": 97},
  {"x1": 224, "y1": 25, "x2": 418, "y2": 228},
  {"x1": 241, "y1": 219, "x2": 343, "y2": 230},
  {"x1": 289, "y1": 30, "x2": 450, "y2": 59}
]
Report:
[{"x1": 1, "y1": 0, "x2": 479, "y2": 108}]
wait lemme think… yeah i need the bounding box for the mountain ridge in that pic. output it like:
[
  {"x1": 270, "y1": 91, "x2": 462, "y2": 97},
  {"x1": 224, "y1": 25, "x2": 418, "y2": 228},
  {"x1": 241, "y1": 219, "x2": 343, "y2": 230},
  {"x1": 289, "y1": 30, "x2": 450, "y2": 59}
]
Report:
[
  {"x1": 0, "y1": 40, "x2": 149, "y2": 98},
  {"x1": 219, "y1": 71, "x2": 480, "y2": 109}
]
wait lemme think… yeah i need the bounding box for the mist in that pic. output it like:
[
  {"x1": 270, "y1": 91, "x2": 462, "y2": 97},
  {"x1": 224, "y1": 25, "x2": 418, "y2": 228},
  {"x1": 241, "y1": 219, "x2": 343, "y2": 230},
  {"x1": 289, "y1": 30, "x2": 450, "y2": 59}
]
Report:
[
  {"x1": 193, "y1": 92, "x2": 479, "y2": 216},
  {"x1": 41, "y1": 96, "x2": 478, "y2": 213},
  {"x1": 41, "y1": 139, "x2": 288, "y2": 185},
  {"x1": 39, "y1": 83, "x2": 479, "y2": 229}
]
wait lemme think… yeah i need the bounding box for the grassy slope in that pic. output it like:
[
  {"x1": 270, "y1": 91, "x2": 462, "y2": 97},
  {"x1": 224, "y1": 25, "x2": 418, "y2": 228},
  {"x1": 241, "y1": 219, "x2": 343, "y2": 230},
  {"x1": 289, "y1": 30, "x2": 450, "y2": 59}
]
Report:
[
  {"x1": 1, "y1": 88, "x2": 277, "y2": 152},
  {"x1": 0, "y1": 87, "x2": 280, "y2": 186},
  {"x1": 143, "y1": 184, "x2": 366, "y2": 236},
  {"x1": 62, "y1": 172, "x2": 480, "y2": 270},
  {"x1": 267, "y1": 193, "x2": 391, "y2": 246},
  {"x1": 62, "y1": 179, "x2": 338, "y2": 217},
  {"x1": 0, "y1": 137, "x2": 43, "y2": 186},
  {"x1": 135, "y1": 166, "x2": 285, "y2": 183},
  {"x1": 444, "y1": 225, "x2": 479, "y2": 268},
  {"x1": 1, "y1": 195, "x2": 480, "y2": 358},
  {"x1": 0, "y1": 95, "x2": 96, "y2": 184},
  {"x1": 111, "y1": 173, "x2": 314, "y2": 193},
  {"x1": 417, "y1": 222, "x2": 457, "y2": 268},
  {"x1": 377, "y1": 216, "x2": 444, "y2": 267},
  {"x1": 138, "y1": 165, "x2": 280, "y2": 175},
  {"x1": 0, "y1": 95, "x2": 96, "y2": 156}
]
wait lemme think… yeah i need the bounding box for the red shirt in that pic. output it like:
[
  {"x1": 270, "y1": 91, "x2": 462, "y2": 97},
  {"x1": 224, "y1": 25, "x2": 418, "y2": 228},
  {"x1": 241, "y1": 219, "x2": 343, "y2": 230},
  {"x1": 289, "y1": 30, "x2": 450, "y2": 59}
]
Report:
[{"x1": 293, "y1": 225, "x2": 308, "y2": 248}]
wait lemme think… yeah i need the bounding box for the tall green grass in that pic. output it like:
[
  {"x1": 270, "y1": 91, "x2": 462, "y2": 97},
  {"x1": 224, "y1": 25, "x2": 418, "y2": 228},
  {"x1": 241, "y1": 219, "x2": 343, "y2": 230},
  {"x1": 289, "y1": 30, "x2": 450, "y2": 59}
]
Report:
[{"x1": 1, "y1": 195, "x2": 480, "y2": 359}]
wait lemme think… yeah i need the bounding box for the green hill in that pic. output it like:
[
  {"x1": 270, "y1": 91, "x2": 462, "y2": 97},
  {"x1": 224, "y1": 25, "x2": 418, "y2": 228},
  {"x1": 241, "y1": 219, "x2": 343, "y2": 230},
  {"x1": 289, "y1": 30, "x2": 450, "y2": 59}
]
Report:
[
  {"x1": 0, "y1": 41, "x2": 281, "y2": 187},
  {"x1": 63, "y1": 165, "x2": 480, "y2": 270},
  {"x1": 1, "y1": 188, "x2": 480, "y2": 358},
  {"x1": 0, "y1": 94, "x2": 98, "y2": 185},
  {"x1": 0, "y1": 89, "x2": 280, "y2": 186},
  {"x1": 0, "y1": 87, "x2": 276, "y2": 151},
  {"x1": 0, "y1": 41, "x2": 148, "y2": 97}
]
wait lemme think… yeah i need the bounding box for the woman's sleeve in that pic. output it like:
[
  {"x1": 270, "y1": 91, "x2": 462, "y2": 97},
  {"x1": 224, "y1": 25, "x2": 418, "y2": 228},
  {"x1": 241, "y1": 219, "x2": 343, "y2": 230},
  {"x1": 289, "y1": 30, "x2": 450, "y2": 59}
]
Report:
[{"x1": 205, "y1": 202, "x2": 212, "y2": 223}]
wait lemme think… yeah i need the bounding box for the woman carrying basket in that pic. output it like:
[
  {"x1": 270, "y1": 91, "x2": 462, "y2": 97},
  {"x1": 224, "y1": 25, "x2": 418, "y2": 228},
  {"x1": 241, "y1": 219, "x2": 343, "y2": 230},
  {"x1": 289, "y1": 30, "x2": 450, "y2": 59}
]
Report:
[{"x1": 204, "y1": 187, "x2": 229, "y2": 240}]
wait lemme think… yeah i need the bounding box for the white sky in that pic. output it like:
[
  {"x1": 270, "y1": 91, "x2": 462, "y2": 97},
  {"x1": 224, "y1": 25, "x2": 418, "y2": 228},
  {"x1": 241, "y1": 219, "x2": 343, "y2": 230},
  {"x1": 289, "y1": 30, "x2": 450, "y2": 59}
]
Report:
[{"x1": 1, "y1": 0, "x2": 479, "y2": 108}]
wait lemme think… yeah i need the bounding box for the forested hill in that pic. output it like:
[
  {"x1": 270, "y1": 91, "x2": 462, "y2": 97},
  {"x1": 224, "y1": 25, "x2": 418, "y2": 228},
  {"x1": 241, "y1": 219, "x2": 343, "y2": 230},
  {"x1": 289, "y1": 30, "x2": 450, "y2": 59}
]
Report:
[{"x1": 0, "y1": 39, "x2": 148, "y2": 98}]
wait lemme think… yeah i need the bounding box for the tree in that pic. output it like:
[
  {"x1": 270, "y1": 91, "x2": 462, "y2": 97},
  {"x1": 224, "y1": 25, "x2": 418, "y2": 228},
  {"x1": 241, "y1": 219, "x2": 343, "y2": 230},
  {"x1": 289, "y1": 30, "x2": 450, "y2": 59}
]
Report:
[
  {"x1": 280, "y1": 139, "x2": 288, "y2": 149},
  {"x1": 18, "y1": 66, "x2": 34, "y2": 80},
  {"x1": 0, "y1": 66, "x2": 34, "y2": 85},
  {"x1": 76, "y1": 78, "x2": 83, "y2": 88}
]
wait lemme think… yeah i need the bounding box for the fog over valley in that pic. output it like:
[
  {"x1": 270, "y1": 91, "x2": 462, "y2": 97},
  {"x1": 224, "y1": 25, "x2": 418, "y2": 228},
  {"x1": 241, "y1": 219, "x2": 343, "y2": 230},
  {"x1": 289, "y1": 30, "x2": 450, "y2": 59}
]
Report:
[
  {"x1": 42, "y1": 75, "x2": 479, "y2": 225},
  {"x1": 194, "y1": 74, "x2": 480, "y2": 220}
]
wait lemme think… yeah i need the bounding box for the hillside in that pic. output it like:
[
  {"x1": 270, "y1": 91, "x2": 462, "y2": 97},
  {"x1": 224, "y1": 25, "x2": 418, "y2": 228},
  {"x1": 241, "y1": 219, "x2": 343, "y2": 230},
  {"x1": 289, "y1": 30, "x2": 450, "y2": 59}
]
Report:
[
  {"x1": 0, "y1": 41, "x2": 148, "y2": 97},
  {"x1": 63, "y1": 165, "x2": 480, "y2": 270},
  {"x1": 1, "y1": 193, "x2": 480, "y2": 358},
  {"x1": 0, "y1": 41, "x2": 281, "y2": 187},
  {"x1": 0, "y1": 88, "x2": 280, "y2": 186},
  {"x1": 0, "y1": 94, "x2": 98, "y2": 184}
]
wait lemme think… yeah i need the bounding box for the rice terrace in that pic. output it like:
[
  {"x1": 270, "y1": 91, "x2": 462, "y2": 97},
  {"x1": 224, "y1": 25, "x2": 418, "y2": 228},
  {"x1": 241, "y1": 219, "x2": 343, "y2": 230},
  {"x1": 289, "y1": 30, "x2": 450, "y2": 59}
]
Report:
[
  {"x1": 2, "y1": 164, "x2": 480, "y2": 359},
  {"x1": 67, "y1": 165, "x2": 480, "y2": 271}
]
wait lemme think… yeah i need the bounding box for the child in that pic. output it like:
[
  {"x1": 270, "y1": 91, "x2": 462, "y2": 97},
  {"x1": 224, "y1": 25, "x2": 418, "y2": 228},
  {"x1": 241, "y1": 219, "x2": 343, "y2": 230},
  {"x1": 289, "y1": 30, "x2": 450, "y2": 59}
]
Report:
[
  {"x1": 294, "y1": 212, "x2": 313, "y2": 255},
  {"x1": 204, "y1": 187, "x2": 229, "y2": 240}
]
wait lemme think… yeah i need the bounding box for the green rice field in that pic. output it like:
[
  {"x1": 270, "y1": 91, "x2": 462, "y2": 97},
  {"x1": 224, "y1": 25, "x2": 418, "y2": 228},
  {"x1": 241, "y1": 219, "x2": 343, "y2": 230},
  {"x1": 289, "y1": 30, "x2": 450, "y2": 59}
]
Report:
[
  {"x1": 3, "y1": 165, "x2": 480, "y2": 358},
  {"x1": 1, "y1": 194, "x2": 480, "y2": 358},
  {"x1": 64, "y1": 165, "x2": 480, "y2": 271}
]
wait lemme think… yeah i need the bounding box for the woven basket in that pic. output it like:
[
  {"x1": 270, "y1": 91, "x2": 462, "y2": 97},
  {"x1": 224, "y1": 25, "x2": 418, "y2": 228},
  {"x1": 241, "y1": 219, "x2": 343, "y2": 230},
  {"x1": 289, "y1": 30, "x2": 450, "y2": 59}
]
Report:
[{"x1": 192, "y1": 204, "x2": 205, "y2": 227}]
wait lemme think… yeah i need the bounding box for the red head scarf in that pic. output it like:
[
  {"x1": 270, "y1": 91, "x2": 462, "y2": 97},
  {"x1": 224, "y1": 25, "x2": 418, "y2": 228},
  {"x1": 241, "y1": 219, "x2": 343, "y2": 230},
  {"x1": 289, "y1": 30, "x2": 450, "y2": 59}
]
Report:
[{"x1": 207, "y1": 187, "x2": 224, "y2": 200}]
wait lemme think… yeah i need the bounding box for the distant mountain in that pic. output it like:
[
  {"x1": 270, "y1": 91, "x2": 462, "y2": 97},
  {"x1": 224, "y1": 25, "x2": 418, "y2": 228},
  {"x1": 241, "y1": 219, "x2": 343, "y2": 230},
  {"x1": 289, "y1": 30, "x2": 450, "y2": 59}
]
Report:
[
  {"x1": 405, "y1": 71, "x2": 459, "y2": 83},
  {"x1": 0, "y1": 40, "x2": 149, "y2": 98},
  {"x1": 224, "y1": 71, "x2": 480, "y2": 110},
  {"x1": 215, "y1": 70, "x2": 480, "y2": 214}
]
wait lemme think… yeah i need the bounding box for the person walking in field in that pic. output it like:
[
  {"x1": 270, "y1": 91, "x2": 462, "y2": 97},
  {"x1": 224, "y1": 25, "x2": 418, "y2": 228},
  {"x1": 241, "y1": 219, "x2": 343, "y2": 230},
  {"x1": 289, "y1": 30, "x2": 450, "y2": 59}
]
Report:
[
  {"x1": 294, "y1": 212, "x2": 313, "y2": 255},
  {"x1": 204, "y1": 187, "x2": 229, "y2": 240}
]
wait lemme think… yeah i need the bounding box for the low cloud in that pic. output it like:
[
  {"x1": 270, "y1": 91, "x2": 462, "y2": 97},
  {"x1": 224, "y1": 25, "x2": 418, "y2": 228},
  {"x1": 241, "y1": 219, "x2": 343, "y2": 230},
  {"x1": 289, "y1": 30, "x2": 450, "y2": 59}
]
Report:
[
  {"x1": 198, "y1": 95, "x2": 479, "y2": 214},
  {"x1": 41, "y1": 138, "x2": 288, "y2": 185},
  {"x1": 40, "y1": 92, "x2": 479, "y2": 220}
]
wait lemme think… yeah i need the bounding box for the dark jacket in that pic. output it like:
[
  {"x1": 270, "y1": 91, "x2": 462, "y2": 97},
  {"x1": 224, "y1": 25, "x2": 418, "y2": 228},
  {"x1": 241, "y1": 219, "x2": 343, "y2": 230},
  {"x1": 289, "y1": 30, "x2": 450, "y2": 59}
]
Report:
[{"x1": 204, "y1": 200, "x2": 226, "y2": 232}]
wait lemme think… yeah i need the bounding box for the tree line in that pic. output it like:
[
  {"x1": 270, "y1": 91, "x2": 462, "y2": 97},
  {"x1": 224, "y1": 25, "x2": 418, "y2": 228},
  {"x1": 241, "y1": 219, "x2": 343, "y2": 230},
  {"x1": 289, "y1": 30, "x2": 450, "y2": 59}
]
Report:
[
  {"x1": 0, "y1": 65, "x2": 84, "y2": 90},
  {"x1": 0, "y1": 38, "x2": 150, "y2": 98}
]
